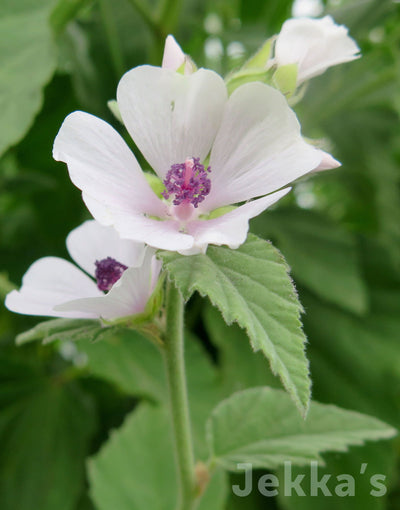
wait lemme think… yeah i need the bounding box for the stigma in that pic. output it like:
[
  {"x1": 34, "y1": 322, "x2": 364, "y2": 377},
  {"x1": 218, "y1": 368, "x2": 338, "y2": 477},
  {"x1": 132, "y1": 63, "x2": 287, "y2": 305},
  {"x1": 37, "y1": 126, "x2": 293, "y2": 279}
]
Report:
[
  {"x1": 95, "y1": 257, "x2": 128, "y2": 291},
  {"x1": 162, "y1": 157, "x2": 211, "y2": 208}
]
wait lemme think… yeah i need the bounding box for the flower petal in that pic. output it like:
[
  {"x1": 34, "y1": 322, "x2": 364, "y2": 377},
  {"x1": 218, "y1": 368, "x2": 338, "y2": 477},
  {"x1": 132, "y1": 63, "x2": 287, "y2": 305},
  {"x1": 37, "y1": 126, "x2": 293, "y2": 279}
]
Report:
[
  {"x1": 312, "y1": 150, "x2": 341, "y2": 173},
  {"x1": 275, "y1": 16, "x2": 360, "y2": 84},
  {"x1": 5, "y1": 257, "x2": 101, "y2": 318},
  {"x1": 162, "y1": 35, "x2": 185, "y2": 70},
  {"x1": 55, "y1": 250, "x2": 161, "y2": 320},
  {"x1": 53, "y1": 111, "x2": 165, "y2": 217},
  {"x1": 205, "y1": 82, "x2": 321, "y2": 211},
  {"x1": 117, "y1": 66, "x2": 227, "y2": 180},
  {"x1": 185, "y1": 188, "x2": 290, "y2": 255},
  {"x1": 111, "y1": 210, "x2": 195, "y2": 251},
  {"x1": 66, "y1": 220, "x2": 146, "y2": 277}
]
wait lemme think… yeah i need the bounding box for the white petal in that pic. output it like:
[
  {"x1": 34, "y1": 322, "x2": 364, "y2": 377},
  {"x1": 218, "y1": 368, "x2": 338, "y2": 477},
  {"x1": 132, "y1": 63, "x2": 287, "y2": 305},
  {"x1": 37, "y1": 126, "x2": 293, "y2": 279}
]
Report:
[
  {"x1": 205, "y1": 82, "x2": 321, "y2": 211},
  {"x1": 5, "y1": 257, "x2": 101, "y2": 318},
  {"x1": 312, "y1": 150, "x2": 341, "y2": 173},
  {"x1": 53, "y1": 111, "x2": 165, "y2": 217},
  {"x1": 162, "y1": 35, "x2": 185, "y2": 70},
  {"x1": 55, "y1": 250, "x2": 161, "y2": 320},
  {"x1": 117, "y1": 66, "x2": 227, "y2": 180},
  {"x1": 184, "y1": 189, "x2": 290, "y2": 255},
  {"x1": 66, "y1": 220, "x2": 146, "y2": 277},
  {"x1": 275, "y1": 16, "x2": 360, "y2": 84},
  {"x1": 111, "y1": 210, "x2": 195, "y2": 251}
]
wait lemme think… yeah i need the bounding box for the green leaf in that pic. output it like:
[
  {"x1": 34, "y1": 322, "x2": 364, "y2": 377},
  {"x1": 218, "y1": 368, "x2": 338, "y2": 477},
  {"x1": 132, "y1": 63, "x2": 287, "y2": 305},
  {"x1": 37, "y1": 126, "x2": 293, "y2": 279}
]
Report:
[
  {"x1": 203, "y1": 304, "x2": 282, "y2": 394},
  {"x1": 78, "y1": 329, "x2": 223, "y2": 459},
  {"x1": 278, "y1": 442, "x2": 396, "y2": 510},
  {"x1": 207, "y1": 387, "x2": 396, "y2": 471},
  {"x1": 252, "y1": 209, "x2": 368, "y2": 314},
  {"x1": 0, "y1": 0, "x2": 58, "y2": 156},
  {"x1": 16, "y1": 318, "x2": 103, "y2": 345},
  {"x1": 0, "y1": 357, "x2": 95, "y2": 510},
  {"x1": 159, "y1": 234, "x2": 311, "y2": 416},
  {"x1": 88, "y1": 404, "x2": 228, "y2": 510}
]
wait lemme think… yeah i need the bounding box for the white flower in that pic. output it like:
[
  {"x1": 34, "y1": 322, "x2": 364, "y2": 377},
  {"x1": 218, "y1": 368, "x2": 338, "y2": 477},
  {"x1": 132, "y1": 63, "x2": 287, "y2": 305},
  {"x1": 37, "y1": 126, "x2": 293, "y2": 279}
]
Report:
[
  {"x1": 53, "y1": 65, "x2": 332, "y2": 255},
  {"x1": 273, "y1": 16, "x2": 360, "y2": 85},
  {"x1": 5, "y1": 220, "x2": 161, "y2": 320},
  {"x1": 162, "y1": 35, "x2": 195, "y2": 74}
]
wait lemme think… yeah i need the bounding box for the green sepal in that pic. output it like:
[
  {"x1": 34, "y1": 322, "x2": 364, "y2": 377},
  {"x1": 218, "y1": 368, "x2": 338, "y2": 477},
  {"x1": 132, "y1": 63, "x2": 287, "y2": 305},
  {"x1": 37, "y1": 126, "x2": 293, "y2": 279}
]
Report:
[
  {"x1": 272, "y1": 63, "x2": 298, "y2": 99},
  {"x1": 102, "y1": 272, "x2": 166, "y2": 345},
  {"x1": 243, "y1": 38, "x2": 274, "y2": 70},
  {"x1": 107, "y1": 99, "x2": 123, "y2": 123},
  {"x1": 144, "y1": 172, "x2": 165, "y2": 198},
  {"x1": 225, "y1": 68, "x2": 274, "y2": 96},
  {"x1": 176, "y1": 55, "x2": 197, "y2": 75},
  {"x1": 200, "y1": 205, "x2": 237, "y2": 220}
]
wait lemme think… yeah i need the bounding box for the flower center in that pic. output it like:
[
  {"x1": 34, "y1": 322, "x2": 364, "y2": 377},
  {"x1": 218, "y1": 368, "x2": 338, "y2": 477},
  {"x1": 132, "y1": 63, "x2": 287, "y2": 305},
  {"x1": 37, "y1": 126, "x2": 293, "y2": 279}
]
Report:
[
  {"x1": 162, "y1": 157, "x2": 211, "y2": 208},
  {"x1": 95, "y1": 257, "x2": 128, "y2": 292}
]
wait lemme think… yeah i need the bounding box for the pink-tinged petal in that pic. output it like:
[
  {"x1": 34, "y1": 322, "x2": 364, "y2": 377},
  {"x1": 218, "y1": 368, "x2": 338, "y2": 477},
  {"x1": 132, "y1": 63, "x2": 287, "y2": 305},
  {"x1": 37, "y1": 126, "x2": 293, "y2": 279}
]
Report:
[
  {"x1": 311, "y1": 150, "x2": 341, "y2": 173},
  {"x1": 53, "y1": 111, "x2": 165, "y2": 217},
  {"x1": 66, "y1": 220, "x2": 145, "y2": 277},
  {"x1": 117, "y1": 66, "x2": 227, "y2": 180},
  {"x1": 162, "y1": 35, "x2": 195, "y2": 74},
  {"x1": 5, "y1": 257, "x2": 101, "y2": 318},
  {"x1": 111, "y1": 211, "x2": 195, "y2": 251},
  {"x1": 275, "y1": 16, "x2": 360, "y2": 84},
  {"x1": 205, "y1": 82, "x2": 321, "y2": 211},
  {"x1": 55, "y1": 250, "x2": 161, "y2": 320},
  {"x1": 162, "y1": 35, "x2": 185, "y2": 70},
  {"x1": 185, "y1": 189, "x2": 290, "y2": 255}
]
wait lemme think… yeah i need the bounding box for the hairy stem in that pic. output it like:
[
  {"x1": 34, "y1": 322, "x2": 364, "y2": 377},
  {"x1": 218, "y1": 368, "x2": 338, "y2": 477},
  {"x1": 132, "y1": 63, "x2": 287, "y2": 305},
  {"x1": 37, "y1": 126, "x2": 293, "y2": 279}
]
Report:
[{"x1": 163, "y1": 281, "x2": 196, "y2": 510}]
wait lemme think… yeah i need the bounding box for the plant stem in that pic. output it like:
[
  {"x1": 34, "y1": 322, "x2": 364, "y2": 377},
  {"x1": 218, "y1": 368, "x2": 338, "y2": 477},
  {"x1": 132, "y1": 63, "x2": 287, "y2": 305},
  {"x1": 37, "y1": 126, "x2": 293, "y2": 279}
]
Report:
[
  {"x1": 126, "y1": 0, "x2": 165, "y2": 40},
  {"x1": 99, "y1": 0, "x2": 125, "y2": 78},
  {"x1": 163, "y1": 281, "x2": 196, "y2": 510}
]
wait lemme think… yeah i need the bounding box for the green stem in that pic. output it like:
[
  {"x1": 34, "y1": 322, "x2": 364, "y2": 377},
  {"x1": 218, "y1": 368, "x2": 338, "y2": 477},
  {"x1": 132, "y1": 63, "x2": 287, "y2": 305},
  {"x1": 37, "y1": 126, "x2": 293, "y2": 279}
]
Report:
[
  {"x1": 163, "y1": 281, "x2": 196, "y2": 510},
  {"x1": 157, "y1": 0, "x2": 183, "y2": 33},
  {"x1": 126, "y1": 0, "x2": 165, "y2": 40},
  {"x1": 99, "y1": 0, "x2": 125, "y2": 78}
]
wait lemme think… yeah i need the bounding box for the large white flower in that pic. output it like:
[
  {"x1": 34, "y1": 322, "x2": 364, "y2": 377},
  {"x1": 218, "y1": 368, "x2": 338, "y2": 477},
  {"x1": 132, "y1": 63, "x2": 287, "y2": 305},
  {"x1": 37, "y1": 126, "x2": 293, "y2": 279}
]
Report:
[
  {"x1": 53, "y1": 65, "x2": 330, "y2": 254},
  {"x1": 273, "y1": 16, "x2": 360, "y2": 85},
  {"x1": 5, "y1": 220, "x2": 161, "y2": 320}
]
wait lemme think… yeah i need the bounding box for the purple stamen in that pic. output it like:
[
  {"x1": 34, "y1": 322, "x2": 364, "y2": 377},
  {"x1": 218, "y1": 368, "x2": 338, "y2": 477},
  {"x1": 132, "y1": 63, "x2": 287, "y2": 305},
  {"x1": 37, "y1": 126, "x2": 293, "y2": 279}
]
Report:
[
  {"x1": 95, "y1": 257, "x2": 128, "y2": 292},
  {"x1": 162, "y1": 157, "x2": 211, "y2": 208}
]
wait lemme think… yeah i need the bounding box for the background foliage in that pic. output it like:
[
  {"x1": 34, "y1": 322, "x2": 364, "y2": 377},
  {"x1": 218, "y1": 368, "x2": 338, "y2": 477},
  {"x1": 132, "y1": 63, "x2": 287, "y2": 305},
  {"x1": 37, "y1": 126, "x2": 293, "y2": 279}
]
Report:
[{"x1": 1, "y1": 0, "x2": 399, "y2": 508}]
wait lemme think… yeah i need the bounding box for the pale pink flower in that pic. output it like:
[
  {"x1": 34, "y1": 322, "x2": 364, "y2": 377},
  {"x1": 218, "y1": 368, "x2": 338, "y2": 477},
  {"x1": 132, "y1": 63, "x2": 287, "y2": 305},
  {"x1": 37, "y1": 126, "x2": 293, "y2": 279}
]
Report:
[
  {"x1": 273, "y1": 16, "x2": 360, "y2": 85},
  {"x1": 53, "y1": 66, "x2": 331, "y2": 254},
  {"x1": 5, "y1": 220, "x2": 161, "y2": 320}
]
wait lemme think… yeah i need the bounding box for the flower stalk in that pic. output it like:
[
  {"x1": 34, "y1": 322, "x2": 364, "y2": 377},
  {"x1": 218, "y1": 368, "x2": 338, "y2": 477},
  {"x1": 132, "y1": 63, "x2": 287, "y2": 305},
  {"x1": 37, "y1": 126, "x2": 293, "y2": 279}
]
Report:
[{"x1": 163, "y1": 280, "x2": 196, "y2": 510}]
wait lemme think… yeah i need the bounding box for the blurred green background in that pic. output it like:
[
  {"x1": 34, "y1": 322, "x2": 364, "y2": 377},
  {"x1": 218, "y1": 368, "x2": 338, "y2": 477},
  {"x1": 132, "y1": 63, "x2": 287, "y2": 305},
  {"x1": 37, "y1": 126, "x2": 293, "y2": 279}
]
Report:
[{"x1": 1, "y1": 0, "x2": 400, "y2": 508}]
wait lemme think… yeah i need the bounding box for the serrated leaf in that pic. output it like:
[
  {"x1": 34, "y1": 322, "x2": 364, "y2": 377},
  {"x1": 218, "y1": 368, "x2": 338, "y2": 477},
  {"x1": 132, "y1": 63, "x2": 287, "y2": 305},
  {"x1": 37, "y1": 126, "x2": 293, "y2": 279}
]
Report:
[
  {"x1": 88, "y1": 404, "x2": 228, "y2": 510},
  {"x1": 278, "y1": 442, "x2": 396, "y2": 510},
  {"x1": 16, "y1": 318, "x2": 102, "y2": 345},
  {"x1": 207, "y1": 387, "x2": 396, "y2": 471},
  {"x1": 159, "y1": 234, "x2": 311, "y2": 416},
  {"x1": 0, "y1": 0, "x2": 58, "y2": 156}
]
